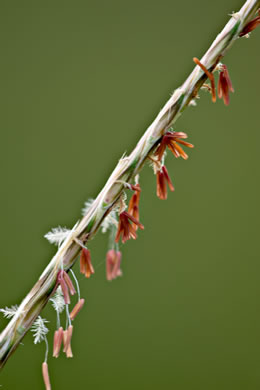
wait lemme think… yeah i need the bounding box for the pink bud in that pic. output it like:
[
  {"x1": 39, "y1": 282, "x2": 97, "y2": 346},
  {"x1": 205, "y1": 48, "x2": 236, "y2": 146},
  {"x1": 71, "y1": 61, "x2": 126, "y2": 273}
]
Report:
[
  {"x1": 63, "y1": 271, "x2": 76, "y2": 296},
  {"x1": 53, "y1": 327, "x2": 63, "y2": 358},
  {"x1": 42, "y1": 362, "x2": 51, "y2": 390},
  {"x1": 70, "y1": 299, "x2": 85, "y2": 320},
  {"x1": 106, "y1": 250, "x2": 122, "y2": 281},
  {"x1": 62, "y1": 329, "x2": 68, "y2": 353},
  {"x1": 64, "y1": 325, "x2": 73, "y2": 358},
  {"x1": 57, "y1": 270, "x2": 70, "y2": 304},
  {"x1": 80, "y1": 248, "x2": 94, "y2": 278}
]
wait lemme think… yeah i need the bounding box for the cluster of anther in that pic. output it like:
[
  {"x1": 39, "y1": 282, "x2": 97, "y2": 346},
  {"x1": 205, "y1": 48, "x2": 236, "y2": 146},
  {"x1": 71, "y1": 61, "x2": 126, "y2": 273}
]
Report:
[
  {"x1": 52, "y1": 270, "x2": 85, "y2": 360},
  {"x1": 155, "y1": 131, "x2": 194, "y2": 200},
  {"x1": 192, "y1": 11, "x2": 259, "y2": 106},
  {"x1": 193, "y1": 57, "x2": 234, "y2": 106}
]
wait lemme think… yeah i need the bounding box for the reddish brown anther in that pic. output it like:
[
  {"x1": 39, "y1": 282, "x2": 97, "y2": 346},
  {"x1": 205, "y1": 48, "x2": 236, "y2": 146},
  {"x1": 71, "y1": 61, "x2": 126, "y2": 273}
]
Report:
[
  {"x1": 80, "y1": 248, "x2": 94, "y2": 278},
  {"x1": 63, "y1": 325, "x2": 73, "y2": 358},
  {"x1": 106, "y1": 250, "x2": 122, "y2": 281},
  {"x1": 128, "y1": 184, "x2": 141, "y2": 232},
  {"x1": 239, "y1": 10, "x2": 260, "y2": 36},
  {"x1": 156, "y1": 131, "x2": 194, "y2": 161},
  {"x1": 62, "y1": 329, "x2": 68, "y2": 353},
  {"x1": 42, "y1": 362, "x2": 51, "y2": 390},
  {"x1": 115, "y1": 211, "x2": 144, "y2": 244},
  {"x1": 217, "y1": 64, "x2": 234, "y2": 105},
  {"x1": 156, "y1": 165, "x2": 174, "y2": 200},
  {"x1": 57, "y1": 270, "x2": 71, "y2": 304},
  {"x1": 70, "y1": 298, "x2": 85, "y2": 320},
  {"x1": 53, "y1": 327, "x2": 63, "y2": 358},
  {"x1": 193, "y1": 57, "x2": 216, "y2": 102},
  {"x1": 63, "y1": 271, "x2": 76, "y2": 296}
]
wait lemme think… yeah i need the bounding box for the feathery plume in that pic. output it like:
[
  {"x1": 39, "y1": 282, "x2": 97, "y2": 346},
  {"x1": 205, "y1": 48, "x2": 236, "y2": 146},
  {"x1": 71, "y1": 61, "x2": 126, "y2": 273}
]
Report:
[
  {"x1": 31, "y1": 316, "x2": 49, "y2": 344},
  {"x1": 44, "y1": 227, "x2": 72, "y2": 246},
  {"x1": 50, "y1": 286, "x2": 65, "y2": 314},
  {"x1": 0, "y1": 305, "x2": 19, "y2": 319}
]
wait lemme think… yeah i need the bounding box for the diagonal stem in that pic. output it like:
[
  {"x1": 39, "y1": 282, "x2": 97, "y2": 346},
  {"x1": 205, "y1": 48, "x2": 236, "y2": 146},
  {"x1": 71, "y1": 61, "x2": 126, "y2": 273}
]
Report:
[{"x1": 0, "y1": 0, "x2": 259, "y2": 370}]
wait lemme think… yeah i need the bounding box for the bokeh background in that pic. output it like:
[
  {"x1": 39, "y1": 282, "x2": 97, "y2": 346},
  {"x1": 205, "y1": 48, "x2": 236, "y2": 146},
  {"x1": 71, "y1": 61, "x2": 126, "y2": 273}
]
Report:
[{"x1": 0, "y1": 0, "x2": 259, "y2": 389}]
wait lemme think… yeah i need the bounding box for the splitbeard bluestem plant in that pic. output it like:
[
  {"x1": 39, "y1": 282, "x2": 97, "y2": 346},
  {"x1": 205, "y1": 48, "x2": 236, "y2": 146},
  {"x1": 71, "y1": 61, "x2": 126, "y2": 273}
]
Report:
[{"x1": 0, "y1": 1, "x2": 259, "y2": 389}]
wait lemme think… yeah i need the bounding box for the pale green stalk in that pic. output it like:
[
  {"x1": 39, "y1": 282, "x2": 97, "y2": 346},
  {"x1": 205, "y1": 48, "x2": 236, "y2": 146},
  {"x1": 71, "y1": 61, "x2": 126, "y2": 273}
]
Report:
[{"x1": 0, "y1": 0, "x2": 259, "y2": 369}]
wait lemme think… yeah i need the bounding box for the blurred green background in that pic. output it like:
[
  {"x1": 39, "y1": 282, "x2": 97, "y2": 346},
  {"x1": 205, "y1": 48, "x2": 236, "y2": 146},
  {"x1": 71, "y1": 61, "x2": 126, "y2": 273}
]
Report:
[{"x1": 0, "y1": 0, "x2": 259, "y2": 389}]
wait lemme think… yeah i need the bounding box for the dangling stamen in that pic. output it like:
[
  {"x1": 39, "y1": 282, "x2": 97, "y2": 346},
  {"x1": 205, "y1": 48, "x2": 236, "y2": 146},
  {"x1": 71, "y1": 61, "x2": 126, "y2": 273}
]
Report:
[{"x1": 193, "y1": 57, "x2": 216, "y2": 102}]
